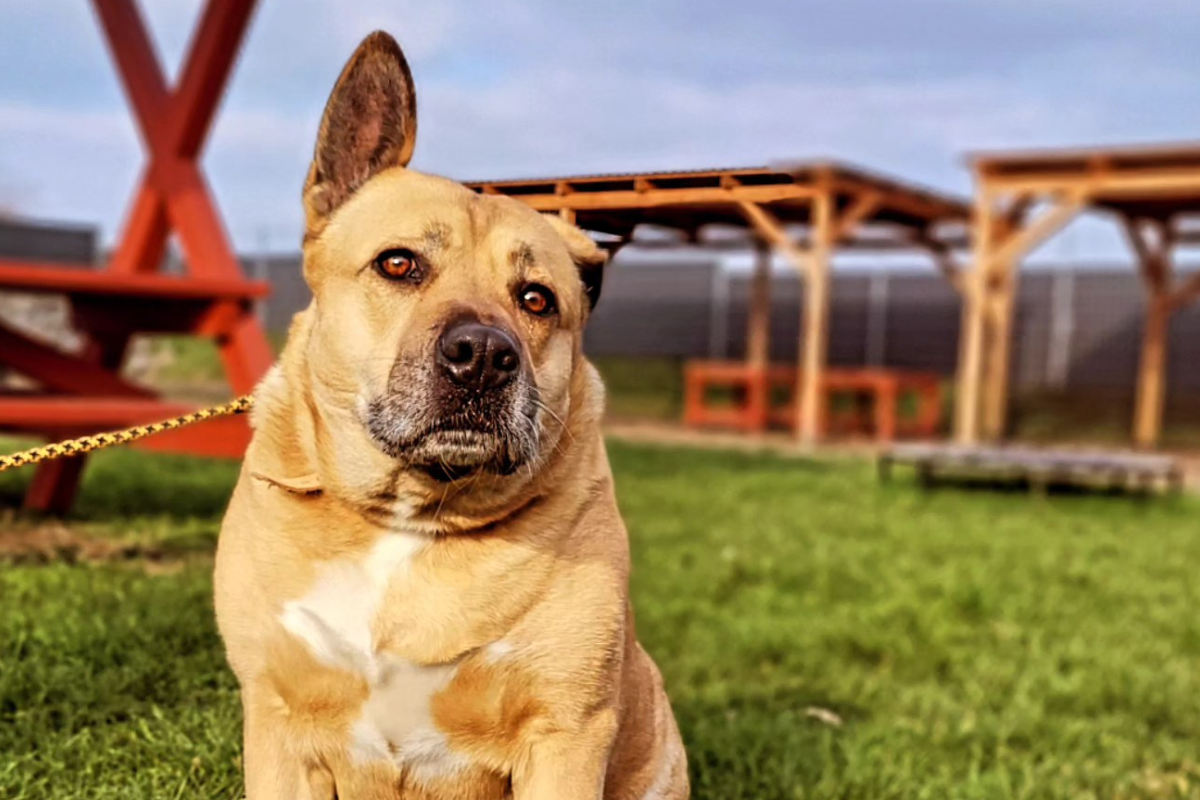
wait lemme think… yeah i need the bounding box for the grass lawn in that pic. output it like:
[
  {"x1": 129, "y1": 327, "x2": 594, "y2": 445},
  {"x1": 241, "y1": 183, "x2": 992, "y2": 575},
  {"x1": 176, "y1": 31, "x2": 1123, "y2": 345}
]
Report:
[{"x1": 2, "y1": 440, "x2": 1199, "y2": 799}]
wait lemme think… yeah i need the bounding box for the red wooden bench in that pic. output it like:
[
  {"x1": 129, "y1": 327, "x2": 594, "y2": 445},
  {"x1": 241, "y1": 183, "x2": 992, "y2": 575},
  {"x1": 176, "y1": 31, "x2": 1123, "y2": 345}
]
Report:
[
  {"x1": 0, "y1": 0, "x2": 272, "y2": 513},
  {"x1": 684, "y1": 359, "x2": 943, "y2": 441}
]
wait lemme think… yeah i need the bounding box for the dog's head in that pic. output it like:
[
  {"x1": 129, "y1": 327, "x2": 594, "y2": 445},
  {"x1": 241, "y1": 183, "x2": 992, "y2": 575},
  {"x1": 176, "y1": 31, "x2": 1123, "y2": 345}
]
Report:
[{"x1": 297, "y1": 32, "x2": 605, "y2": 504}]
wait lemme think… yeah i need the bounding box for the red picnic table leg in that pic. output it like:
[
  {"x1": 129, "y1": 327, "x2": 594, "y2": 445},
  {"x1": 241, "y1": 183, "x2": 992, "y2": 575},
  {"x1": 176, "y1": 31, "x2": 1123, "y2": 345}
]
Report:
[
  {"x1": 21, "y1": 0, "x2": 269, "y2": 513},
  {"x1": 874, "y1": 376, "x2": 899, "y2": 443}
]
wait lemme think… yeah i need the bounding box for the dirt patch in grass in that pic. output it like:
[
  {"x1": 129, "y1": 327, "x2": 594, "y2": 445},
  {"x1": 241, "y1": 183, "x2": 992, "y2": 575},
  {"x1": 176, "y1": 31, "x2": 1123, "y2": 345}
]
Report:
[{"x1": 0, "y1": 518, "x2": 198, "y2": 569}]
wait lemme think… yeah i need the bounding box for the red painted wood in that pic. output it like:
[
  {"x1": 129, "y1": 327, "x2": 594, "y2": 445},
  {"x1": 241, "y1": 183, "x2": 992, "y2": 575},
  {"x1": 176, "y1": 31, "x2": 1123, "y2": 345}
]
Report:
[
  {"x1": 0, "y1": 397, "x2": 209, "y2": 428},
  {"x1": 0, "y1": 320, "x2": 152, "y2": 398},
  {"x1": 683, "y1": 359, "x2": 944, "y2": 441},
  {"x1": 24, "y1": 457, "x2": 89, "y2": 515},
  {"x1": 0, "y1": 398, "x2": 252, "y2": 462},
  {"x1": 130, "y1": 416, "x2": 251, "y2": 458},
  {"x1": 0, "y1": 0, "x2": 270, "y2": 512},
  {"x1": 0, "y1": 261, "x2": 268, "y2": 299}
]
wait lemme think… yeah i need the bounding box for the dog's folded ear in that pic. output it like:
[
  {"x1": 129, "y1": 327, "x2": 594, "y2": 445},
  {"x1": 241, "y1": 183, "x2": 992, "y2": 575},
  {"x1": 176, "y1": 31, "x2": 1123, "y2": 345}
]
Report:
[
  {"x1": 304, "y1": 31, "x2": 417, "y2": 225},
  {"x1": 542, "y1": 214, "x2": 608, "y2": 311}
]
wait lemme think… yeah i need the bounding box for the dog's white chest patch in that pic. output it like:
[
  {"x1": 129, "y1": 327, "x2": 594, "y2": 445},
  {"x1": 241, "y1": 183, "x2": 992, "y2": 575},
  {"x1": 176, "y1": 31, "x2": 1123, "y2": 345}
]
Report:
[{"x1": 279, "y1": 533, "x2": 471, "y2": 778}]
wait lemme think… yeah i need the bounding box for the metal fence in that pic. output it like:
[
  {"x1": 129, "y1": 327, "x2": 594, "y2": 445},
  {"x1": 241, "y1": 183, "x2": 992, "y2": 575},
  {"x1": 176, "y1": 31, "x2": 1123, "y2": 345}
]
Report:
[{"x1": 252, "y1": 250, "x2": 1199, "y2": 400}]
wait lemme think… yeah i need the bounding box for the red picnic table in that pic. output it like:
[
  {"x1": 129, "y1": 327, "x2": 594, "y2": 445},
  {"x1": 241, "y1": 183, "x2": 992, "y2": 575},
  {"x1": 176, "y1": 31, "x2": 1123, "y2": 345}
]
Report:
[
  {"x1": 0, "y1": 0, "x2": 272, "y2": 512},
  {"x1": 683, "y1": 359, "x2": 944, "y2": 441}
]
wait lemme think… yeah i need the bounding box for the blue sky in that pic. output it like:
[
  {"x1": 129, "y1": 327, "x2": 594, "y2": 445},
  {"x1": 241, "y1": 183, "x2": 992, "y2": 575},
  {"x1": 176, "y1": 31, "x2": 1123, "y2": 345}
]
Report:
[{"x1": 1, "y1": 0, "x2": 1199, "y2": 259}]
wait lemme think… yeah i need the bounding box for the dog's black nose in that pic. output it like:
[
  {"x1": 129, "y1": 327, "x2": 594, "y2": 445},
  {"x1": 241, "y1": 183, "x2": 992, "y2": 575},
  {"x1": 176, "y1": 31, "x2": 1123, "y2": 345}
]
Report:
[{"x1": 436, "y1": 320, "x2": 520, "y2": 390}]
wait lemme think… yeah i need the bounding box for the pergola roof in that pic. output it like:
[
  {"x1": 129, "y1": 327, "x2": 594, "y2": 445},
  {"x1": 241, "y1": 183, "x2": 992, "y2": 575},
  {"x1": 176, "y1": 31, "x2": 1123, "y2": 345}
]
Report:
[
  {"x1": 464, "y1": 162, "x2": 971, "y2": 249},
  {"x1": 970, "y1": 141, "x2": 1200, "y2": 220}
]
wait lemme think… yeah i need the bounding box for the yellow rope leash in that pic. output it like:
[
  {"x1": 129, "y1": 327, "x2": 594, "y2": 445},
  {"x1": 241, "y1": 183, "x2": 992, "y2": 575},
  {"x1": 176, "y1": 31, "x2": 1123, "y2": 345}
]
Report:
[{"x1": 0, "y1": 395, "x2": 255, "y2": 473}]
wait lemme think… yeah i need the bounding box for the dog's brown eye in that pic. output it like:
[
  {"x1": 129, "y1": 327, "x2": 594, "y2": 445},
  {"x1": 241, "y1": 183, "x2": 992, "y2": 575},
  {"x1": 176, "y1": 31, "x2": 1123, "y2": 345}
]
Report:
[
  {"x1": 374, "y1": 249, "x2": 419, "y2": 281},
  {"x1": 519, "y1": 284, "x2": 556, "y2": 316}
]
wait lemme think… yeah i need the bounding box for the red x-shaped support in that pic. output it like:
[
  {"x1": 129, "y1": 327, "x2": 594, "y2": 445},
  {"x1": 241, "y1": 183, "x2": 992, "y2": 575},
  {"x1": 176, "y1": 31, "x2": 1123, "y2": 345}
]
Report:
[{"x1": 93, "y1": 0, "x2": 272, "y2": 391}]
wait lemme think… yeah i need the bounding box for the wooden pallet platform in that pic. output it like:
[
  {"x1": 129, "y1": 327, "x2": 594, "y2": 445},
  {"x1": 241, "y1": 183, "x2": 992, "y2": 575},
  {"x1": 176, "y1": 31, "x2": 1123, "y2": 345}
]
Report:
[{"x1": 878, "y1": 443, "x2": 1184, "y2": 495}]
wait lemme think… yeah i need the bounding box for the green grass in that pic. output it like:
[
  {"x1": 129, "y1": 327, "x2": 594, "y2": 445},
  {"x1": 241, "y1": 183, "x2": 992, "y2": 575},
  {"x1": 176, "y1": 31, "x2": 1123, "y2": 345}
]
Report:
[{"x1": 2, "y1": 441, "x2": 1200, "y2": 798}]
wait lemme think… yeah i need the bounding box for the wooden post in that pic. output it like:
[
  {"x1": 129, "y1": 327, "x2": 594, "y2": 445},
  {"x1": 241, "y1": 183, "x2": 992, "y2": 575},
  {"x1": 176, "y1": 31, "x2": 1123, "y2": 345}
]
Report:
[
  {"x1": 1125, "y1": 216, "x2": 1176, "y2": 449},
  {"x1": 1134, "y1": 294, "x2": 1170, "y2": 448},
  {"x1": 746, "y1": 240, "x2": 772, "y2": 369},
  {"x1": 981, "y1": 249, "x2": 1017, "y2": 440},
  {"x1": 798, "y1": 187, "x2": 834, "y2": 445},
  {"x1": 954, "y1": 190, "x2": 993, "y2": 444}
]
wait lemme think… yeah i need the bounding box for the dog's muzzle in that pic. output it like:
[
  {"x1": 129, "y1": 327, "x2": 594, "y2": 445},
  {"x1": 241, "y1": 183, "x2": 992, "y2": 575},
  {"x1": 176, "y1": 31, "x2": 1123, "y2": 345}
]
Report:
[{"x1": 364, "y1": 317, "x2": 539, "y2": 481}]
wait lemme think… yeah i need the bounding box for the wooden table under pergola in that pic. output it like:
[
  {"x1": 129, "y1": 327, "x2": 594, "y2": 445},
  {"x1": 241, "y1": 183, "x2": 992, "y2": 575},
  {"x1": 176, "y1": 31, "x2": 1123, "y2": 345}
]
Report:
[
  {"x1": 955, "y1": 143, "x2": 1200, "y2": 449},
  {"x1": 466, "y1": 164, "x2": 970, "y2": 444}
]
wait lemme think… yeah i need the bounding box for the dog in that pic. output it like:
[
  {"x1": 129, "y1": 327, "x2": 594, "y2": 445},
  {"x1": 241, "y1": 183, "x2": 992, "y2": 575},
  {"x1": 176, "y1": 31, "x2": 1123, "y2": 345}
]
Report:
[{"x1": 214, "y1": 30, "x2": 688, "y2": 800}]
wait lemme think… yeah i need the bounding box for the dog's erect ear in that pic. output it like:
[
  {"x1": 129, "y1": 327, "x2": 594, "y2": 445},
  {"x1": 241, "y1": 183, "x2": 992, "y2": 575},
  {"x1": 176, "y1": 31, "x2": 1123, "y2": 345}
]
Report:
[
  {"x1": 542, "y1": 214, "x2": 607, "y2": 312},
  {"x1": 304, "y1": 31, "x2": 417, "y2": 225}
]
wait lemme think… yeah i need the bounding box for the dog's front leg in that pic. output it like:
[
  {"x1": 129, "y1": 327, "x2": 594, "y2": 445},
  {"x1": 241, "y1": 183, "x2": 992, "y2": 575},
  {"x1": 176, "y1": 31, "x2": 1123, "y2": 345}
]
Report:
[
  {"x1": 513, "y1": 710, "x2": 618, "y2": 800},
  {"x1": 241, "y1": 689, "x2": 336, "y2": 800}
]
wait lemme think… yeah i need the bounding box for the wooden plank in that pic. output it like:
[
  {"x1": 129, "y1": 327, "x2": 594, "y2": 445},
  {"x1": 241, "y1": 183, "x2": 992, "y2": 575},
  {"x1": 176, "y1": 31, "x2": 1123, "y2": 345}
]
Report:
[
  {"x1": 831, "y1": 190, "x2": 883, "y2": 243},
  {"x1": 0, "y1": 397, "x2": 204, "y2": 428},
  {"x1": 983, "y1": 167, "x2": 1200, "y2": 195},
  {"x1": 0, "y1": 260, "x2": 269, "y2": 299},
  {"x1": 0, "y1": 319, "x2": 153, "y2": 398},
  {"x1": 881, "y1": 442, "x2": 1181, "y2": 495}
]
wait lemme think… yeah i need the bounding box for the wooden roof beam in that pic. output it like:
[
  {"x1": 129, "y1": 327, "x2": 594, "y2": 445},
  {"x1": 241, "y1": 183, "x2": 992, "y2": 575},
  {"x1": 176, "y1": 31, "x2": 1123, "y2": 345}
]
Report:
[
  {"x1": 832, "y1": 190, "x2": 884, "y2": 243},
  {"x1": 522, "y1": 183, "x2": 815, "y2": 212},
  {"x1": 833, "y1": 175, "x2": 970, "y2": 223},
  {"x1": 736, "y1": 200, "x2": 813, "y2": 278},
  {"x1": 910, "y1": 228, "x2": 965, "y2": 294},
  {"x1": 1121, "y1": 216, "x2": 1174, "y2": 291},
  {"x1": 983, "y1": 167, "x2": 1200, "y2": 196},
  {"x1": 979, "y1": 187, "x2": 1090, "y2": 271}
]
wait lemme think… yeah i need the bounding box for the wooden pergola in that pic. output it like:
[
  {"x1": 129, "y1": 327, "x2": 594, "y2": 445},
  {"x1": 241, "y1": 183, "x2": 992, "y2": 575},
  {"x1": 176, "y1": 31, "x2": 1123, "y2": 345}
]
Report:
[
  {"x1": 955, "y1": 143, "x2": 1200, "y2": 449},
  {"x1": 466, "y1": 163, "x2": 970, "y2": 444}
]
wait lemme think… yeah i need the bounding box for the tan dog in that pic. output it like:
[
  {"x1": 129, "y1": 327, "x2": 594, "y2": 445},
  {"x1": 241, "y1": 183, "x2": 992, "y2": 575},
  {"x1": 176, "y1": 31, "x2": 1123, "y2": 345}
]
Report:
[{"x1": 214, "y1": 31, "x2": 688, "y2": 800}]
